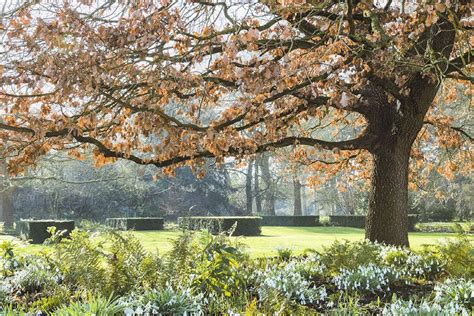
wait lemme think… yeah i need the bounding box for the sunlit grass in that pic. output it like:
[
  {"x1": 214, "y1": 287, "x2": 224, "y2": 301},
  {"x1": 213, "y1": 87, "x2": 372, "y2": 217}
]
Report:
[{"x1": 1, "y1": 226, "x2": 471, "y2": 258}]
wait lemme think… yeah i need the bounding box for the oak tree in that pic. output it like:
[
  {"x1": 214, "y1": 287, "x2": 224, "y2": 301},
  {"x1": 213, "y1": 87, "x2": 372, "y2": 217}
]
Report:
[{"x1": 0, "y1": 0, "x2": 472, "y2": 245}]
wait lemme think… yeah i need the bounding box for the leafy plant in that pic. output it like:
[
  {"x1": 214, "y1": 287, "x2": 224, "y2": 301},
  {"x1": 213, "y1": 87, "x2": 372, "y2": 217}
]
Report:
[{"x1": 54, "y1": 293, "x2": 123, "y2": 316}]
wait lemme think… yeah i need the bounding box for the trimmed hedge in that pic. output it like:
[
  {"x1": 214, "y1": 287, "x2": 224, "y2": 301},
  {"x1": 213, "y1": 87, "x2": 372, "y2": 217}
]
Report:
[
  {"x1": 16, "y1": 220, "x2": 75, "y2": 244},
  {"x1": 178, "y1": 216, "x2": 261, "y2": 236},
  {"x1": 328, "y1": 215, "x2": 419, "y2": 231},
  {"x1": 261, "y1": 216, "x2": 320, "y2": 226},
  {"x1": 329, "y1": 215, "x2": 366, "y2": 228},
  {"x1": 407, "y1": 215, "x2": 419, "y2": 232},
  {"x1": 105, "y1": 217, "x2": 164, "y2": 231}
]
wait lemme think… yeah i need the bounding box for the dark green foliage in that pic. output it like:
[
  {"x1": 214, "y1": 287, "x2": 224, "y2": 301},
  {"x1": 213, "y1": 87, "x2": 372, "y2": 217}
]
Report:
[
  {"x1": 328, "y1": 215, "x2": 366, "y2": 228},
  {"x1": 407, "y1": 215, "x2": 419, "y2": 231},
  {"x1": 261, "y1": 216, "x2": 320, "y2": 226},
  {"x1": 423, "y1": 207, "x2": 455, "y2": 222},
  {"x1": 327, "y1": 215, "x2": 418, "y2": 231},
  {"x1": 178, "y1": 216, "x2": 261, "y2": 236},
  {"x1": 105, "y1": 217, "x2": 164, "y2": 231},
  {"x1": 15, "y1": 220, "x2": 75, "y2": 244}
]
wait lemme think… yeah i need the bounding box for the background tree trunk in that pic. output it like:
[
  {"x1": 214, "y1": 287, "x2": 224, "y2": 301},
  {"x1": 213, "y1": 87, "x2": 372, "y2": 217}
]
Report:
[
  {"x1": 293, "y1": 176, "x2": 302, "y2": 216},
  {"x1": 254, "y1": 159, "x2": 262, "y2": 214},
  {"x1": 366, "y1": 147, "x2": 411, "y2": 246},
  {"x1": 245, "y1": 159, "x2": 253, "y2": 215},
  {"x1": 260, "y1": 154, "x2": 275, "y2": 215}
]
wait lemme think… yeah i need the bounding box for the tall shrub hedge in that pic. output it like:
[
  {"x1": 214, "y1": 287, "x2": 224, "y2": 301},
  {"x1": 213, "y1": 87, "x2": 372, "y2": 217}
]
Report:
[
  {"x1": 178, "y1": 216, "x2": 261, "y2": 236},
  {"x1": 105, "y1": 217, "x2": 164, "y2": 230},
  {"x1": 261, "y1": 216, "x2": 320, "y2": 226},
  {"x1": 328, "y1": 215, "x2": 419, "y2": 231},
  {"x1": 16, "y1": 219, "x2": 75, "y2": 244}
]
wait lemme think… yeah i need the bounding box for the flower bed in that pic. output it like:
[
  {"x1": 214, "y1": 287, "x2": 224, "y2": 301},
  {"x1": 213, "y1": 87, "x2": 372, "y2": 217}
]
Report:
[{"x1": 1, "y1": 229, "x2": 472, "y2": 314}]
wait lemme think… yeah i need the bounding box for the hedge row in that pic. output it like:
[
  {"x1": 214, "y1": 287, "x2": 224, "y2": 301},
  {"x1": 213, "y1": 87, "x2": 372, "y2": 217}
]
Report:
[
  {"x1": 261, "y1": 215, "x2": 320, "y2": 226},
  {"x1": 105, "y1": 217, "x2": 164, "y2": 231},
  {"x1": 328, "y1": 215, "x2": 366, "y2": 228},
  {"x1": 178, "y1": 216, "x2": 261, "y2": 236},
  {"x1": 328, "y1": 215, "x2": 419, "y2": 231},
  {"x1": 16, "y1": 220, "x2": 75, "y2": 244}
]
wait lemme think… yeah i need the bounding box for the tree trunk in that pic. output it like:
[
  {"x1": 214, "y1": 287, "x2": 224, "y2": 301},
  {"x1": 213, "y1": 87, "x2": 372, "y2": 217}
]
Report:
[
  {"x1": 365, "y1": 147, "x2": 410, "y2": 246},
  {"x1": 260, "y1": 153, "x2": 275, "y2": 215},
  {"x1": 1, "y1": 188, "x2": 14, "y2": 227},
  {"x1": 245, "y1": 159, "x2": 253, "y2": 215},
  {"x1": 254, "y1": 159, "x2": 262, "y2": 214},
  {"x1": 293, "y1": 176, "x2": 302, "y2": 216}
]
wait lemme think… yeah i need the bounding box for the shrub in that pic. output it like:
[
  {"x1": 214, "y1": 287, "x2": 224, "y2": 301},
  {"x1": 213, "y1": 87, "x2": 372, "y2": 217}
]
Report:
[
  {"x1": 190, "y1": 232, "x2": 247, "y2": 301},
  {"x1": 423, "y1": 207, "x2": 455, "y2": 222},
  {"x1": 321, "y1": 240, "x2": 382, "y2": 273},
  {"x1": 261, "y1": 216, "x2": 320, "y2": 226},
  {"x1": 16, "y1": 220, "x2": 75, "y2": 244},
  {"x1": 327, "y1": 215, "x2": 418, "y2": 231},
  {"x1": 105, "y1": 217, "x2": 164, "y2": 231},
  {"x1": 106, "y1": 231, "x2": 161, "y2": 295},
  {"x1": 328, "y1": 215, "x2": 366, "y2": 228},
  {"x1": 427, "y1": 233, "x2": 474, "y2": 278},
  {"x1": 178, "y1": 216, "x2": 261, "y2": 236},
  {"x1": 54, "y1": 293, "x2": 123, "y2": 316}
]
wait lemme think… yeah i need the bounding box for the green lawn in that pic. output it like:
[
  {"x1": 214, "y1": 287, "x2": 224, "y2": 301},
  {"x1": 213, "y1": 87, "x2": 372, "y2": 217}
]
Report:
[
  {"x1": 132, "y1": 226, "x2": 472, "y2": 257},
  {"x1": 2, "y1": 226, "x2": 470, "y2": 257}
]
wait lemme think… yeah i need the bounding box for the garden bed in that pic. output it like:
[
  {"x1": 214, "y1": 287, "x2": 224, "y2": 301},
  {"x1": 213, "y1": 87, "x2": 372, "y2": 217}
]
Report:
[
  {"x1": 15, "y1": 219, "x2": 75, "y2": 244},
  {"x1": 261, "y1": 215, "x2": 320, "y2": 226},
  {"x1": 178, "y1": 216, "x2": 261, "y2": 236},
  {"x1": 105, "y1": 217, "x2": 164, "y2": 231}
]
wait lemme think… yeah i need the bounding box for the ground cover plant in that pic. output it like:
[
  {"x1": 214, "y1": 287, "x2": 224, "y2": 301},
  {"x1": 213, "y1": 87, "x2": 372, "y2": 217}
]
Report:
[{"x1": 0, "y1": 228, "x2": 472, "y2": 315}]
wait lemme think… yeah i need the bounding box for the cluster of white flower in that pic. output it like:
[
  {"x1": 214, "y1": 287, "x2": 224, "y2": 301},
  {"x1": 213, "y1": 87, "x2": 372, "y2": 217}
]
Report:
[
  {"x1": 121, "y1": 285, "x2": 203, "y2": 316},
  {"x1": 253, "y1": 257, "x2": 327, "y2": 305},
  {"x1": 433, "y1": 278, "x2": 473, "y2": 307},
  {"x1": 379, "y1": 246, "x2": 444, "y2": 279},
  {"x1": 333, "y1": 263, "x2": 403, "y2": 293},
  {"x1": 382, "y1": 299, "x2": 469, "y2": 316}
]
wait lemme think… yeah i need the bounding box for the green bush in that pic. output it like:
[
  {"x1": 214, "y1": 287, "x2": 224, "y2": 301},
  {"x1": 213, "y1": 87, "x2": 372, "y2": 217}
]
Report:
[
  {"x1": 54, "y1": 293, "x2": 123, "y2": 316},
  {"x1": 423, "y1": 207, "x2": 455, "y2": 222},
  {"x1": 15, "y1": 220, "x2": 75, "y2": 244},
  {"x1": 328, "y1": 215, "x2": 366, "y2": 228},
  {"x1": 328, "y1": 215, "x2": 418, "y2": 231},
  {"x1": 178, "y1": 216, "x2": 261, "y2": 236},
  {"x1": 105, "y1": 217, "x2": 164, "y2": 231},
  {"x1": 261, "y1": 216, "x2": 320, "y2": 226}
]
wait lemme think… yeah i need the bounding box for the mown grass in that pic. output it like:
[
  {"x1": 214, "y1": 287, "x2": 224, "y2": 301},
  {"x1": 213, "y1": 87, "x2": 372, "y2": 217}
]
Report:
[{"x1": 2, "y1": 226, "x2": 471, "y2": 258}]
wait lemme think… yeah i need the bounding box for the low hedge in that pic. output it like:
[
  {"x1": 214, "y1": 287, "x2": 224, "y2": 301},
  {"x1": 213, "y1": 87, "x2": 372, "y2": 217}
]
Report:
[
  {"x1": 329, "y1": 215, "x2": 366, "y2": 228},
  {"x1": 16, "y1": 219, "x2": 75, "y2": 244},
  {"x1": 328, "y1": 215, "x2": 419, "y2": 231},
  {"x1": 178, "y1": 216, "x2": 261, "y2": 236},
  {"x1": 261, "y1": 215, "x2": 320, "y2": 226},
  {"x1": 105, "y1": 217, "x2": 164, "y2": 231}
]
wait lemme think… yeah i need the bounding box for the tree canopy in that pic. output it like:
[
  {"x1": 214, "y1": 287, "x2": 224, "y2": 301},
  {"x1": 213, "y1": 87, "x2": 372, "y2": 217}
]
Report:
[{"x1": 0, "y1": 0, "x2": 472, "y2": 245}]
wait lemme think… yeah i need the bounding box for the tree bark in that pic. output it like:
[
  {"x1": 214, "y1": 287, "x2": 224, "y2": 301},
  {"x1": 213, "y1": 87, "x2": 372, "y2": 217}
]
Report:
[
  {"x1": 293, "y1": 176, "x2": 302, "y2": 216},
  {"x1": 254, "y1": 159, "x2": 262, "y2": 214},
  {"x1": 366, "y1": 144, "x2": 411, "y2": 246},
  {"x1": 245, "y1": 159, "x2": 253, "y2": 215},
  {"x1": 260, "y1": 153, "x2": 275, "y2": 215},
  {"x1": 1, "y1": 188, "x2": 14, "y2": 227}
]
